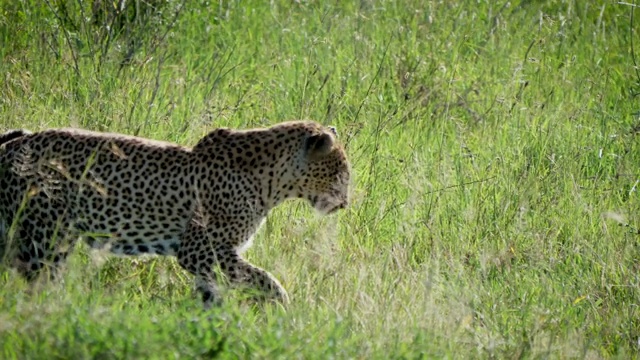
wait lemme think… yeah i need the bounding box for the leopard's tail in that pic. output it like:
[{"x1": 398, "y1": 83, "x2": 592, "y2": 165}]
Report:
[{"x1": 0, "y1": 129, "x2": 32, "y2": 146}]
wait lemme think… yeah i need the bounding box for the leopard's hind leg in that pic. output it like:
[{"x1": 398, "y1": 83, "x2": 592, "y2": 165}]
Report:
[{"x1": 9, "y1": 196, "x2": 76, "y2": 282}]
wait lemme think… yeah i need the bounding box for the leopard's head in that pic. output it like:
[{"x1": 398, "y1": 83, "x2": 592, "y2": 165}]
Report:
[{"x1": 297, "y1": 125, "x2": 350, "y2": 215}]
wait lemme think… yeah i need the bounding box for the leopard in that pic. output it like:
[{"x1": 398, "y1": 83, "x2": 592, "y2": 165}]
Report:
[{"x1": 0, "y1": 120, "x2": 350, "y2": 308}]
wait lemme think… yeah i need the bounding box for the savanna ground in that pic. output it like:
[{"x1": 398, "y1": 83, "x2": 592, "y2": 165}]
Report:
[{"x1": 1, "y1": 0, "x2": 640, "y2": 358}]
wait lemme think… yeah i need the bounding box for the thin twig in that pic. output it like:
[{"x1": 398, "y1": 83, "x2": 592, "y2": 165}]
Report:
[
  {"x1": 423, "y1": 176, "x2": 497, "y2": 196},
  {"x1": 43, "y1": 0, "x2": 81, "y2": 78},
  {"x1": 75, "y1": 0, "x2": 98, "y2": 75},
  {"x1": 354, "y1": 34, "x2": 394, "y2": 123},
  {"x1": 117, "y1": 0, "x2": 187, "y2": 74},
  {"x1": 98, "y1": 2, "x2": 124, "y2": 73},
  {"x1": 619, "y1": 1, "x2": 639, "y2": 7},
  {"x1": 488, "y1": 1, "x2": 511, "y2": 37},
  {"x1": 138, "y1": 53, "x2": 166, "y2": 136}
]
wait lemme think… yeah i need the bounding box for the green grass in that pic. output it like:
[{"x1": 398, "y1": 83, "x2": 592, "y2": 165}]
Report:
[{"x1": 1, "y1": 0, "x2": 640, "y2": 358}]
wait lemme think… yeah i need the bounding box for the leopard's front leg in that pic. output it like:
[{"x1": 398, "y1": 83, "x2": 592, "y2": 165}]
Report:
[
  {"x1": 177, "y1": 220, "x2": 289, "y2": 308},
  {"x1": 216, "y1": 244, "x2": 290, "y2": 305},
  {"x1": 177, "y1": 222, "x2": 222, "y2": 309}
]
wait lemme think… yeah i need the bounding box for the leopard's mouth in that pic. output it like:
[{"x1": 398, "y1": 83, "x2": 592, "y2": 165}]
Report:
[
  {"x1": 313, "y1": 197, "x2": 347, "y2": 215},
  {"x1": 325, "y1": 202, "x2": 346, "y2": 214}
]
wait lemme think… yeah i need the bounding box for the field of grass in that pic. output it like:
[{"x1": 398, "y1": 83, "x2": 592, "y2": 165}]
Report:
[{"x1": 1, "y1": 0, "x2": 640, "y2": 358}]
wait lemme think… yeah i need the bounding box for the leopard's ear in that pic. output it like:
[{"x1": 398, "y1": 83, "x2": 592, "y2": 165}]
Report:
[{"x1": 305, "y1": 131, "x2": 334, "y2": 159}]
